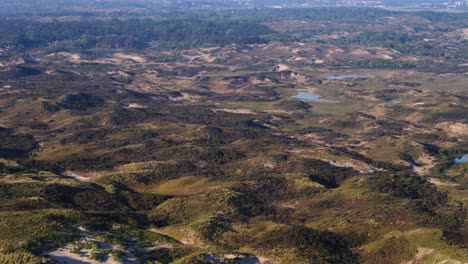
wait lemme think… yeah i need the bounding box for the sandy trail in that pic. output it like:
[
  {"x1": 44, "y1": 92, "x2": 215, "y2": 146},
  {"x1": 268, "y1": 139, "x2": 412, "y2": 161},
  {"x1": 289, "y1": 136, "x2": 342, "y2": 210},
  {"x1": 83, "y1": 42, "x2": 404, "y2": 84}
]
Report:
[
  {"x1": 211, "y1": 108, "x2": 257, "y2": 114},
  {"x1": 187, "y1": 50, "x2": 215, "y2": 63},
  {"x1": 428, "y1": 178, "x2": 460, "y2": 187},
  {"x1": 47, "y1": 248, "x2": 119, "y2": 264},
  {"x1": 403, "y1": 247, "x2": 434, "y2": 264},
  {"x1": 412, "y1": 153, "x2": 437, "y2": 177},
  {"x1": 45, "y1": 238, "x2": 140, "y2": 264},
  {"x1": 64, "y1": 171, "x2": 92, "y2": 183}
]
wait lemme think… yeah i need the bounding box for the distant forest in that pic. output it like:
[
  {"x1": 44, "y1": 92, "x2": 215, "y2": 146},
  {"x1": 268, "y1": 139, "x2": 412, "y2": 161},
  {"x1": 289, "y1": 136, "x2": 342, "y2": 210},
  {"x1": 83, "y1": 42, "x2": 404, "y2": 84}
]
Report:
[
  {"x1": 0, "y1": 7, "x2": 466, "y2": 50},
  {"x1": 0, "y1": 19, "x2": 276, "y2": 49}
]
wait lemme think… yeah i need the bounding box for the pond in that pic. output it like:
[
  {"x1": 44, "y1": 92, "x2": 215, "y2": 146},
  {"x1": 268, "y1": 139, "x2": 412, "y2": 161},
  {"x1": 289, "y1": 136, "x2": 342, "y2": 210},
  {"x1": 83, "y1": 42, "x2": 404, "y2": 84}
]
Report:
[
  {"x1": 454, "y1": 154, "x2": 468, "y2": 163},
  {"x1": 292, "y1": 92, "x2": 340, "y2": 103},
  {"x1": 327, "y1": 75, "x2": 369, "y2": 80}
]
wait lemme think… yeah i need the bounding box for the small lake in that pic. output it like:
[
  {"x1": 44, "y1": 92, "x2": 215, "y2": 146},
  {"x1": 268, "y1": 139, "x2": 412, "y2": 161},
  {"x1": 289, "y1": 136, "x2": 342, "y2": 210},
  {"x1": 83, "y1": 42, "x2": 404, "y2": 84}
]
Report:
[
  {"x1": 328, "y1": 75, "x2": 369, "y2": 80},
  {"x1": 454, "y1": 154, "x2": 468, "y2": 163},
  {"x1": 292, "y1": 92, "x2": 340, "y2": 103}
]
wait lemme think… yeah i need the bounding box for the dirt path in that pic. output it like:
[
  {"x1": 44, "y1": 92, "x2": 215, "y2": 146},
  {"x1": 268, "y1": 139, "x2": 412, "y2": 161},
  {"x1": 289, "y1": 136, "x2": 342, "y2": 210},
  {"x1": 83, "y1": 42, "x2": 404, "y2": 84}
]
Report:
[
  {"x1": 64, "y1": 171, "x2": 92, "y2": 183},
  {"x1": 211, "y1": 108, "x2": 257, "y2": 114},
  {"x1": 186, "y1": 50, "x2": 214, "y2": 63},
  {"x1": 428, "y1": 178, "x2": 461, "y2": 187},
  {"x1": 403, "y1": 247, "x2": 434, "y2": 264}
]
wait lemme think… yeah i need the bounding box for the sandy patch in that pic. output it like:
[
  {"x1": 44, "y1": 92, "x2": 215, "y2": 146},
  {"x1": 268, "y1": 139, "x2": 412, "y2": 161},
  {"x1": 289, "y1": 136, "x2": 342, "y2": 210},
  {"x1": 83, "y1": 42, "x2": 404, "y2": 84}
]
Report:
[
  {"x1": 182, "y1": 50, "x2": 216, "y2": 63},
  {"x1": 403, "y1": 247, "x2": 434, "y2": 264},
  {"x1": 401, "y1": 56, "x2": 421, "y2": 62},
  {"x1": 350, "y1": 49, "x2": 371, "y2": 56},
  {"x1": 413, "y1": 153, "x2": 437, "y2": 176},
  {"x1": 435, "y1": 122, "x2": 468, "y2": 137},
  {"x1": 46, "y1": 247, "x2": 120, "y2": 264},
  {"x1": 169, "y1": 92, "x2": 199, "y2": 102},
  {"x1": 376, "y1": 53, "x2": 393, "y2": 60},
  {"x1": 63, "y1": 171, "x2": 102, "y2": 182},
  {"x1": 211, "y1": 108, "x2": 256, "y2": 114},
  {"x1": 114, "y1": 53, "x2": 146, "y2": 63},
  {"x1": 460, "y1": 28, "x2": 468, "y2": 38},
  {"x1": 263, "y1": 160, "x2": 276, "y2": 169},
  {"x1": 325, "y1": 48, "x2": 344, "y2": 59},
  {"x1": 443, "y1": 28, "x2": 468, "y2": 40},
  {"x1": 258, "y1": 256, "x2": 277, "y2": 264},
  {"x1": 64, "y1": 171, "x2": 91, "y2": 182},
  {"x1": 428, "y1": 178, "x2": 460, "y2": 187},
  {"x1": 365, "y1": 104, "x2": 389, "y2": 119},
  {"x1": 108, "y1": 70, "x2": 131, "y2": 77},
  {"x1": 126, "y1": 103, "x2": 147, "y2": 109},
  {"x1": 46, "y1": 52, "x2": 82, "y2": 63},
  {"x1": 382, "y1": 71, "x2": 415, "y2": 80},
  {"x1": 328, "y1": 160, "x2": 374, "y2": 173},
  {"x1": 272, "y1": 64, "x2": 290, "y2": 72},
  {"x1": 70, "y1": 54, "x2": 81, "y2": 61}
]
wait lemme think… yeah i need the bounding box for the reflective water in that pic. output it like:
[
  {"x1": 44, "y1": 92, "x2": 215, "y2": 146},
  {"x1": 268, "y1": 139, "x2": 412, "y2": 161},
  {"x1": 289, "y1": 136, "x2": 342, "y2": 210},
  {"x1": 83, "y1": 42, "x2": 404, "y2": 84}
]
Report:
[
  {"x1": 454, "y1": 154, "x2": 468, "y2": 163},
  {"x1": 328, "y1": 75, "x2": 369, "y2": 80},
  {"x1": 292, "y1": 92, "x2": 340, "y2": 103}
]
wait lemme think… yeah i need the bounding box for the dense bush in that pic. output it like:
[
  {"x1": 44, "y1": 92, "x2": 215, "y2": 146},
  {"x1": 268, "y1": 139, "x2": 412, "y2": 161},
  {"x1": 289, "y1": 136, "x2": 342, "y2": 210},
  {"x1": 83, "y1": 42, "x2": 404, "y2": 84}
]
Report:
[
  {"x1": 368, "y1": 173, "x2": 448, "y2": 211},
  {"x1": 0, "y1": 252, "x2": 46, "y2": 264},
  {"x1": 0, "y1": 18, "x2": 276, "y2": 49},
  {"x1": 274, "y1": 100, "x2": 311, "y2": 111},
  {"x1": 288, "y1": 159, "x2": 357, "y2": 188},
  {"x1": 362, "y1": 236, "x2": 417, "y2": 264},
  {"x1": 65, "y1": 128, "x2": 110, "y2": 144},
  {"x1": 423, "y1": 105, "x2": 467, "y2": 123},
  {"x1": 109, "y1": 107, "x2": 163, "y2": 125},
  {"x1": 57, "y1": 154, "x2": 121, "y2": 171},
  {"x1": 0, "y1": 129, "x2": 37, "y2": 158},
  {"x1": 0, "y1": 65, "x2": 41, "y2": 79},
  {"x1": 60, "y1": 93, "x2": 104, "y2": 110},
  {"x1": 434, "y1": 148, "x2": 467, "y2": 176},
  {"x1": 255, "y1": 226, "x2": 358, "y2": 264}
]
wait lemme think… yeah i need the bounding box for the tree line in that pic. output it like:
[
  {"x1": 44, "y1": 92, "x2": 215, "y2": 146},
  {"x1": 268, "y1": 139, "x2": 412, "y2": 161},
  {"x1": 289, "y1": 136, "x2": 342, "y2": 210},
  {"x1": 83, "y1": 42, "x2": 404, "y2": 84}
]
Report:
[{"x1": 0, "y1": 18, "x2": 276, "y2": 50}]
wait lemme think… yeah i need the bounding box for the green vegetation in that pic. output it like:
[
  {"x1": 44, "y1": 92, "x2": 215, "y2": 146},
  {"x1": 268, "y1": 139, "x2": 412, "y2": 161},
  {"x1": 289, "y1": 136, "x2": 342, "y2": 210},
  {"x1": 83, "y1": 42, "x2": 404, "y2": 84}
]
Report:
[
  {"x1": 0, "y1": 19, "x2": 275, "y2": 50},
  {"x1": 0, "y1": 4, "x2": 466, "y2": 264},
  {"x1": 362, "y1": 236, "x2": 417, "y2": 264},
  {"x1": 253, "y1": 226, "x2": 359, "y2": 263},
  {"x1": 368, "y1": 173, "x2": 448, "y2": 211},
  {"x1": 0, "y1": 128, "x2": 38, "y2": 158}
]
